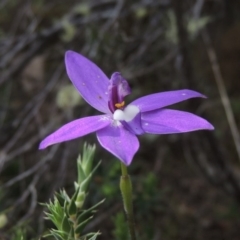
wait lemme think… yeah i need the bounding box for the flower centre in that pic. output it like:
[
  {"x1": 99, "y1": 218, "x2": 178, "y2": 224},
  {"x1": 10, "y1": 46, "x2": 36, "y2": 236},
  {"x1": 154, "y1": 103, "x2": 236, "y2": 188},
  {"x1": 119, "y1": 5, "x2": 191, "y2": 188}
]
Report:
[
  {"x1": 115, "y1": 101, "x2": 125, "y2": 109},
  {"x1": 113, "y1": 105, "x2": 140, "y2": 122}
]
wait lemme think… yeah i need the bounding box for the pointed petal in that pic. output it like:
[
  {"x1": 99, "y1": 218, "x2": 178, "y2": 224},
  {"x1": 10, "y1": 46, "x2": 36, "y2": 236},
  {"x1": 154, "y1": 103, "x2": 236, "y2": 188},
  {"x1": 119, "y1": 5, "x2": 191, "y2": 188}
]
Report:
[
  {"x1": 39, "y1": 115, "x2": 111, "y2": 149},
  {"x1": 65, "y1": 51, "x2": 111, "y2": 113},
  {"x1": 142, "y1": 109, "x2": 214, "y2": 134},
  {"x1": 120, "y1": 111, "x2": 144, "y2": 135},
  {"x1": 96, "y1": 125, "x2": 139, "y2": 165},
  {"x1": 130, "y1": 89, "x2": 206, "y2": 112},
  {"x1": 142, "y1": 121, "x2": 180, "y2": 134}
]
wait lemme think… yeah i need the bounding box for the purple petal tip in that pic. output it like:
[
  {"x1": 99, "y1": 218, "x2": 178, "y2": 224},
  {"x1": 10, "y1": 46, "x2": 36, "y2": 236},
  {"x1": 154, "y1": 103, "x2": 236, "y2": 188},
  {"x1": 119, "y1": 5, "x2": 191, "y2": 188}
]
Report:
[
  {"x1": 39, "y1": 141, "x2": 47, "y2": 150},
  {"x1": 65, "y1": 50, "x2": 74, "y2": 57},
  {"x1": 208, "y1": 124, "x2": 215, "y2": 130}
]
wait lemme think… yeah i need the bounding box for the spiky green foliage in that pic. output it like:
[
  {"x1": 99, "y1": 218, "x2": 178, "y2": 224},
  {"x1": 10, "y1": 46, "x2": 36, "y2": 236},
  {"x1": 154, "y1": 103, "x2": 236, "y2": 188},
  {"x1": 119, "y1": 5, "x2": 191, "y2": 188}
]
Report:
[{"x1": 43, "y1": 143, "x2": 103, "y2": 240}]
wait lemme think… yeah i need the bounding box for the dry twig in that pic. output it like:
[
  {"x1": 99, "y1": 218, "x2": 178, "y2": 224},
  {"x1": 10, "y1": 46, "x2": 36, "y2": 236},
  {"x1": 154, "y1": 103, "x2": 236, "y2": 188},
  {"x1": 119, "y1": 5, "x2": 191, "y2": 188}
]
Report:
[{"x1": 201, "y1": 30, "x2": 240, "y2": 162}]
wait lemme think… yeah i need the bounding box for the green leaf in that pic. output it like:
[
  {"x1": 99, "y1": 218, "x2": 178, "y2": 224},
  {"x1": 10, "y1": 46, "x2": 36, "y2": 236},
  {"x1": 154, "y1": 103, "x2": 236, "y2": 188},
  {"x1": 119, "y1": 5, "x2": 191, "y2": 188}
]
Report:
[
  {"x1": 80, "y1": 161, "x2": 101, "y2": 193},
  {"x1": 56, "y1": 190, "x2": 70, "y2": 204},
  {"x1": 76, "y1": 199, "x2": 105, "y2": 225},
  {"x1": 77, "y1": 159, "x2": 86, "y2": 185},
  {"x1": 67, "y1": 186, "x2": 80, "y2": 216},
  {"x1": 75, "y1": 191, "x2": 86, "y2": 209},
  {"x1": 88, "y1": 232, "x2": 101, "y2": 240},
  {"x1": 81, "y1": 143, "x2": 96, "y2": 175},
  {"x1": 44, "y1": 229, "x2": 67, "y2": 240},
  {"x1": 75, "y1": 216, "x2": 93, "y2": 234},
  {"x1": 77, "y1": 143, "x2": 96, "y2": 185},
  {"x1": 55, "y1": 192, "x2": 65, "y2": 207},
  {"x1": 44, "y1": 197, "x2": 66, "y2": 229},
  {"x1": 81, "y1": 232, "x2": 101, "y2": 240},
  {"x1": 61, "y1": 214, "x2": 71, "y2": 233}
]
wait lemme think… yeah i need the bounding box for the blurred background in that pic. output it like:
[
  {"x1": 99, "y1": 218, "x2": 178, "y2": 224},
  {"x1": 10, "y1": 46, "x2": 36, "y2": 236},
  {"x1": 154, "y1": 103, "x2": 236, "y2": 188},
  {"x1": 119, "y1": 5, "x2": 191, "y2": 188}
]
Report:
[{"x1": 1, "y1": 0, "x2": 240, "y2": 239}]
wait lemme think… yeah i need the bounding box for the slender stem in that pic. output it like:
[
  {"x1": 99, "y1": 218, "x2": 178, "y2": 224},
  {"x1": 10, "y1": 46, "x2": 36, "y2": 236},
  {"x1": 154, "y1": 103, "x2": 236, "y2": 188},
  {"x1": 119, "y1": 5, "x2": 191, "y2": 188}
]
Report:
[
  {"x1": 120, "y1": 162, "x2": 136, "y2": 240},
  {"x1": 69, "y1": 215, "x2": 79, "y2": 240},
  {"x1": 121, "y1": 161, "x2": 128, "y2": 175}
]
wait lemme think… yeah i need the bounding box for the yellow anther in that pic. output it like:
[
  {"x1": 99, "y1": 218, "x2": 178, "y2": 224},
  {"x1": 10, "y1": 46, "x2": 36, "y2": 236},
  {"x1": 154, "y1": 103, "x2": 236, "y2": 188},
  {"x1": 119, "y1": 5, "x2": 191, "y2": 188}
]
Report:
[{"x1": 115, "y1": 101, "x2": 125, "y2": 109}]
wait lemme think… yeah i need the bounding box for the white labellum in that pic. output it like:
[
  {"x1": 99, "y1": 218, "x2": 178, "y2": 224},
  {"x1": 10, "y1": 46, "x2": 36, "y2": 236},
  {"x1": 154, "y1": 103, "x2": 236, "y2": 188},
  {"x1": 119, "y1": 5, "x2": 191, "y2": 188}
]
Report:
[{"x1": 113, "y1": 105, "x2": 140, "y2": 122}]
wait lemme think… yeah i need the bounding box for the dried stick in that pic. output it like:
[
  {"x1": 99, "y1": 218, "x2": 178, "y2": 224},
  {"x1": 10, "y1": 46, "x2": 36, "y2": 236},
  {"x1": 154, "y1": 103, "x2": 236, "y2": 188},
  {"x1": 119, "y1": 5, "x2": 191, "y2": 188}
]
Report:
[{"x1": 201, "y1": 30, "x2": 240, "y2": 163}]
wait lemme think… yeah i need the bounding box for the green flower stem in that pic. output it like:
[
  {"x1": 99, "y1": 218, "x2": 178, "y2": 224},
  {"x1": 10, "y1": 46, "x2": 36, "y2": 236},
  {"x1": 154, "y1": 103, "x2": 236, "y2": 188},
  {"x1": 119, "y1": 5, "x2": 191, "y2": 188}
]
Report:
[
  {"x1": 120, "y1": 162, "x2": 137, "y2": 240},
  {"x1": 69, "y1": 215, "x2": 79, "y2": 240}
]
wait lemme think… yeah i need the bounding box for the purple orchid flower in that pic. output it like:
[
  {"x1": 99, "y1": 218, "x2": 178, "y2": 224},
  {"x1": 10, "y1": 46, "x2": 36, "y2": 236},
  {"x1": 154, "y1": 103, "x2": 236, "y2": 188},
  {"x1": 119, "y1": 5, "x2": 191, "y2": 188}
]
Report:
[{"x1": 39, "y1": 50, "x2": 214, "y2": 165}]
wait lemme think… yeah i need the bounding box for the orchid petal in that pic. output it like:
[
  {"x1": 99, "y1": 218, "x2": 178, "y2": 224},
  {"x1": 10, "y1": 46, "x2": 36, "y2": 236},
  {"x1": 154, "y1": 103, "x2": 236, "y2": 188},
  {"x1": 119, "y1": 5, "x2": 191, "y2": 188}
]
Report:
[
  {"x1": 120, "y1": 111, "x2": 144, "y2": 135},
  {"x1": 131, "y1": 89, "x2": 206, "y2": 112},
  {"x1": 65, "y1": 51, "x2": 110, "y2": 113},
  {"x1": 108, "y1": 72, "x2": 131, "y2": 112},
  {"x1": 142, "y1": 121, "x2": 181, "y2": 134},
  {"x1": 110, "y1": 72, "x2": 131, "y2": 99},
  {"x1": 96, "y1": 124, "x2": 139, "y2": 165},
  {"x1": 142, "y1": 109, "x2": 214, "y2": 134},
  {"x1": 39, "y1": 115, "x2": 111, "y2": 149}
]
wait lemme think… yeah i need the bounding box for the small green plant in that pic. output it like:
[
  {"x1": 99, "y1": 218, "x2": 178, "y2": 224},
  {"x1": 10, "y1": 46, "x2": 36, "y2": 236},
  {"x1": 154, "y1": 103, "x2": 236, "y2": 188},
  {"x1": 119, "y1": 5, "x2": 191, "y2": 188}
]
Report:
[{"x1": 43, "y1": 143, "x2": 103, "y2": 240}]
